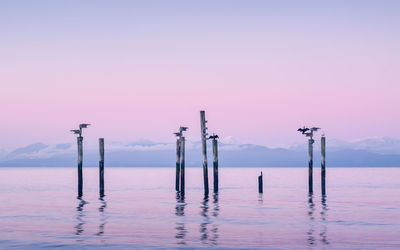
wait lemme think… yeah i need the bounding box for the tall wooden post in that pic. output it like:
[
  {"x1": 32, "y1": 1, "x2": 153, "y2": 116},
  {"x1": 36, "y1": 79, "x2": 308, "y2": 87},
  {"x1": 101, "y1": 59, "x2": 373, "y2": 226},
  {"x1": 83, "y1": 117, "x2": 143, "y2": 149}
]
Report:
[
  {"x1": 200, "y1": 111, "x2": 209, "y2": 196},
  {"x1": 77, "y1": 136, "x2": 83, "y2": 198},
  {"x1": 308, "y1": 138, "x2": 313, "y2": 194},
  {"x1": 180, "y1": 136, "x2": 185, "y2": 197},
  {"x1": 212, "y1": 137, "x2": 219, "y2": 193},
  {"x1": 99, "y1": 138, "x2": 105, "y2": 197},
  {"x1": 175, "y1": 138, "x2": 181, "y2": 192},
  {"x1": 321, "y1": 136, "x2": 326, "y2": 195},
  {"x1": 258, "y1": 172, "x2": 263, "y2": 193}
]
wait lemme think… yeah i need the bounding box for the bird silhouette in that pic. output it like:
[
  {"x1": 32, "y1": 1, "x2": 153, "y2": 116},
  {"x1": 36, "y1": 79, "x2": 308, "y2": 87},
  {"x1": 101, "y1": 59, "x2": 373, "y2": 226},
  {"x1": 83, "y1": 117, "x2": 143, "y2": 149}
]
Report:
[
  {"x1": 310, "y1": 127, "x2": 320, "y2": 132},
  {"x1": 79, "y1": 124, "x2": 90, "y2": 129},
  {"x1": 208, "y1": 134, "x2": 219, "y2": 140},
  {"x1": 305, "y1": 132, "x2": 313, "y2": 137},
  {"x1": 173, "y1": 132, "x2": 182, "y2": 137},
  {"x1": 297, "y1": 126, "x2": 310, "y2": 134},
  {"x1": 70, "y1": 129, "x2": 80, "y2": 135}
]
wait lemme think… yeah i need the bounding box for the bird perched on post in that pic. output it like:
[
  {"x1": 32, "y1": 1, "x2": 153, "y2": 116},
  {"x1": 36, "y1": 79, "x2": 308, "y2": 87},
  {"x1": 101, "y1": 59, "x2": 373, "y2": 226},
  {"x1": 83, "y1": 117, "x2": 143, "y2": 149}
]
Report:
[
  {"x1": 208, "y1": 134, "x2": 219, "y2": 140},
  {"x1": 79, "y1": 124, "x2": 90, "y2": 129},
  {"x1": 70, "y1": 129, "x2": 81, "y2": 136},
  {"x1": 297, "y1": 126, "x2": 310, "y2": 134}
]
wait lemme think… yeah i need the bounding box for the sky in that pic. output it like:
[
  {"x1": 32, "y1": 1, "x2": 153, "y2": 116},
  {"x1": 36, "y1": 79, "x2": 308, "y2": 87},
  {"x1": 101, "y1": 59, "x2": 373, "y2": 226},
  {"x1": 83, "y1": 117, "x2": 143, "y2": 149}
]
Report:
[{"x1": 0, "y1": 0, "x2": 399, "y2": 150}]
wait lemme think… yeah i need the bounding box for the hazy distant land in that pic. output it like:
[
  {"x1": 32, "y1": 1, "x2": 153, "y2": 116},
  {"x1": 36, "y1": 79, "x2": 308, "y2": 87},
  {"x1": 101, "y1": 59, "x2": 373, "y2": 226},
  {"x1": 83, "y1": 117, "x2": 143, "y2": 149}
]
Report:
[{"x1": 1, "y1": 137, "x2": 399, "y2": 167}]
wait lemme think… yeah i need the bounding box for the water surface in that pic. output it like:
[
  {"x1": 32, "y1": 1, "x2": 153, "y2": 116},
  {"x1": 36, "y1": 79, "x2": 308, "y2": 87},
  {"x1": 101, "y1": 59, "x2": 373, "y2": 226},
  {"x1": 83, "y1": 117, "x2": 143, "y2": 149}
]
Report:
[{"x1": 0, "y1": 167, "x2": 399, "y2": 249}]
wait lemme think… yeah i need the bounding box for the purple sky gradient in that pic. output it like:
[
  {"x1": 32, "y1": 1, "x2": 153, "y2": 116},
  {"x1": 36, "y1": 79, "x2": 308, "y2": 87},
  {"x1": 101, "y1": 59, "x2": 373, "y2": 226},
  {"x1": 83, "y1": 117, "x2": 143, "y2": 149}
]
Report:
[{"x1": 0, "y1": 1, "x2": 399, "y2": 149}]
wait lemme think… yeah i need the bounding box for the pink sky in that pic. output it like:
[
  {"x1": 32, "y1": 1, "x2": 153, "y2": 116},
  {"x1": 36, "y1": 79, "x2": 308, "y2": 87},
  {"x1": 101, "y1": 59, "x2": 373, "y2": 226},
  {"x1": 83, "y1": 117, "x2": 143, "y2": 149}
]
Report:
[{"x1": 0, "y1": 1, "x2": 399, "y2": 149}]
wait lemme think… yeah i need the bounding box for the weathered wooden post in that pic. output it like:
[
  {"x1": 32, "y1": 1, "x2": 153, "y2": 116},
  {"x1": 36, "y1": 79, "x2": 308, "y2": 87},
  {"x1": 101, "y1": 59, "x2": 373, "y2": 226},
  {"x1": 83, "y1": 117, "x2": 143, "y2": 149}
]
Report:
[
  {"x1": 200, "y1": 110, "x2": 209, "y2": 196},
  {"x1": 70, "y1": 123, "x2": 90, "y2": 198},
  {"x1": 174, "y1": 127, "x2": 187, "y2": 192},
  {"x1": 179, "y1": 136, "x2": 186, "y2": 197},
  {"x1": 99, "y1": 138, "x2": 105, "y2": 197},
  {"x1": 297, "y1": 126, "x2": 320, "y2": 195},
  {"x1": 321, "y1": 135, "x2": 326, "y2": 195},
  {"x1": 258, "y1": 171, "x2": 263, "y2": 193},
  {"x1": 209, "y1": 134, "x2": 219, "y2": 193},
  {"x1": 77, "y1": 136, "x2": 83, "y2": 198},
  {"x1": 175, "y1": 138, "x2": 181, "y2": 191},
  {"x1": 308, "y1": 138, "x2": 314, "y2": 194}
]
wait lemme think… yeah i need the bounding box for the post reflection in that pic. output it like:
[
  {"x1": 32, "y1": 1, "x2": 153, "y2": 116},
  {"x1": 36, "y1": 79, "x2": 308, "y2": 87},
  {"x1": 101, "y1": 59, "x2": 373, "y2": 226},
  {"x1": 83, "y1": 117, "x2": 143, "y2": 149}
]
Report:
[
  {"x1": 211, "y1": 193, "x2": 219, "y2": 245},
  {"x1": 307, "y1": 194, "x2": 315, "y2": 246},
  {"x1": 75, "y1": 198, "x2": 87, "y2": 237},
  {"x1": 96, "y1": 197, "x2": 107, "y2": 237},
  {"x1": 320, "y1": 195, "x2": 329, "y2": 245},
  {"x1": 175, "y1": 193, "x2": 187, "y2": 245},
  {"x1": 199, "y1": 194, "x2": 219, "y2": 246},
  {"x1": 307, "y1": 194, "x2": 330, "y2": 247}
]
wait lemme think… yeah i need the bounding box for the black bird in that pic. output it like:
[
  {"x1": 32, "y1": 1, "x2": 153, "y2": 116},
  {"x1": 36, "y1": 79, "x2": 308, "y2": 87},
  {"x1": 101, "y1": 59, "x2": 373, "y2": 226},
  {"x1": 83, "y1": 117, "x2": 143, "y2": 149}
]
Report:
[
  {"x1": 79, "y1": 124, "x2": 90, "y2": 129},
  {"x1": 70, "y1": 129, "x2": 81, "y2": 135},
  {"x1": 310, "y1": 127, "x2": 320, "y2": 132},
  {"x1": 297, "y1": 126, "x2": 310, "y2": 134},
  {"x1": 173, "y1": 132, "x2": 182, "y2": 137},
  {"x1": 208, "y1": 134, "x2": 219, "y2": 140}
]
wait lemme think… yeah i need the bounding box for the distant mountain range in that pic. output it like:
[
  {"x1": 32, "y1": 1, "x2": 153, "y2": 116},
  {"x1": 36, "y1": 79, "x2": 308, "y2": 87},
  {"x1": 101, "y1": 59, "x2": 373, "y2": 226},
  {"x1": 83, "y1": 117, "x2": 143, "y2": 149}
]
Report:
[{"x1": 0, "y1": 137, "x2": 399, "y2": 167}]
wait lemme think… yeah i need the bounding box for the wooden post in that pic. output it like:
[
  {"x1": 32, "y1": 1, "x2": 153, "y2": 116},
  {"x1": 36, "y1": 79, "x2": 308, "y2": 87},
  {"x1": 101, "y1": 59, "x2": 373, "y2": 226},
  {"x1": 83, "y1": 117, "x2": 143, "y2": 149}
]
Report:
[
  {"x1": 200, "y1": 110, "x2": 209, "y2": 196},
  {"x1": 308, "y1": 138, "x2": 313, "y2": 194},
  {"x1": 175, "y1": 138, "x2": 181, "y2": 192},
  {"x1": 321, "y1": 136, "x2": 326, "y2": 196},
  {"x1": 212, "y1": 137, "x2": 219, "y2": 193},
  {"x1": 258, "y1": 172, "x2": 263, "y2": 193},
  {"x1": 180, "y1": 136, "x2": 185, "y2": 197},
  {"x1": 99, "y1": 138, "x2": 105, "y2": 197},
  {"x1": 77, "y1": 136, "x2": 83, "y2": 198}
]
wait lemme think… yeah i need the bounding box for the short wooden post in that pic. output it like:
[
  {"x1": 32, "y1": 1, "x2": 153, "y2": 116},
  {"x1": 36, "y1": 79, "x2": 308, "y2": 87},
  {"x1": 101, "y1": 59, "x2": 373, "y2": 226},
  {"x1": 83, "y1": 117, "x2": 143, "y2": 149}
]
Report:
[
  {"x1": 308, "y1": 138, "x2": 313, "y2": 194},
  {"x1": 200, "y1": 110, "x2": 209, "y2": 196},
  {"x1": 77, "y1": 136, "x2": 83, "y2": 198},
  {"x1": 258, "y1": 172, "x2": 263, "y2": 193},
  {"x1": 175, "y1": 138, "x2": 181, "y2": 192},
  {"x1": 321, "y1": 136, "x2": 326, "y2": 195},
  {"x1": 179, "y1": 136, "x2": 185, "y2": 197},
  {"x1": 99, "y1": 138, "x2": 105, "y2": 197},
  {"x1": 212, "y1": 137, "x2": 219, "y2": 193}
]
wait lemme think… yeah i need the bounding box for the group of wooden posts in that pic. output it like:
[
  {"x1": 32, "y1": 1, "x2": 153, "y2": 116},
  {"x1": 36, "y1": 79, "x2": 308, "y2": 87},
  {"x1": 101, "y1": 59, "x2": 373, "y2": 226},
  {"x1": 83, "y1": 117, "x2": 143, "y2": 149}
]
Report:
[
  {"x1": 70, "y1": 114, "x2": 327, "y2": 198},
  {"x1": 71, "y1": 124, "x2": 105, "y2": 198},
  {"x1": 300, "y1": 127, "x2": 327, "y2": 195},
  {"x1": 175, "y1": 110, "x2": 219, "y2": 197}
]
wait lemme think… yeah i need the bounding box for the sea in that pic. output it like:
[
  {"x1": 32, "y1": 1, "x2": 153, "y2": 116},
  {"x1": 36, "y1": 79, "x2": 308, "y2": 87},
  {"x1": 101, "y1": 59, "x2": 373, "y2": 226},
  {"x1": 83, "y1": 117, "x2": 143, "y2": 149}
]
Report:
[{"x1": 0, "y1": 167, "x2": 399, "y2": 249}]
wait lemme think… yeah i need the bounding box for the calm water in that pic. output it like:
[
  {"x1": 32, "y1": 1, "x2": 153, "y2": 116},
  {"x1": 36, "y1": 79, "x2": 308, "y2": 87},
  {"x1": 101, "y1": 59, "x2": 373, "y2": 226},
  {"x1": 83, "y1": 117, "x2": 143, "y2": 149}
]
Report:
[{"x1": 0, "y1": 167, "x2": 399, "y2": 249}]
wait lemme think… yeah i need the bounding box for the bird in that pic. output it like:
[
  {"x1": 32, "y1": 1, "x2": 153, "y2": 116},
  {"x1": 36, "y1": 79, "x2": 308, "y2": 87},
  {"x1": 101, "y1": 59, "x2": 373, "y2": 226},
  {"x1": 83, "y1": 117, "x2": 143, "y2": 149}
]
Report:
[
  {"x1": 70, "y1": 129, "x2": 81, "y2": 135},
  {"x1": 173, "y1": 132, "x2": 182, "y2": 137},
  {"x1": 310, "y1": 127, "x2": 320, "y2": 132},
  {"x1": 297, "y1": 126, "x2": 310, "y2": 134},
  {"x1": 179, "y1": 127, "x2": 188, "y2": 132},
  {"x1": 79, "y1": 124, "x2": 90, "y2": 129},
  {"x1": 208, "y1": 134, "x2": 219, "y2": 140},
  {"x1": 305, "y1": 132, "x2": 313, "y2": 137}
]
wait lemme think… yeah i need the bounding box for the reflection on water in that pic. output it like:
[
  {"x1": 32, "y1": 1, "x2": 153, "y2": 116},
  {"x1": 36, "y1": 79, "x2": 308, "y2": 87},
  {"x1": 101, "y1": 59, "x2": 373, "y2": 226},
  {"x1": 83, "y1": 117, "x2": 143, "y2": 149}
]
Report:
[
  {"x1": 307, "y1": 194, "x2": 330, "y2": 247},
  {"x1": 75, "y1": 198, "x2": 87, "y2": 237},
  {"x1": 199, "y1": 194, "x2": 219, "y2": 246},
  {"x1": 320, "y1": 195, "x2": 329, "y2": 245},
  {"x1": 307, "y1": 194, "x2": 315, "y2": 246},
  {"x1": 175, "y1": 193, "x2": 187, "y2": 245},
  {"x1": 1, "y1": 167, "x2": 398, "y2": 249},
  {"x1": 97, "y1": 197, "x2": 107, "y2": 237},
  {"x1": 258, "y1": 193, "x2": 263, "y2": 204},
  {"x1": 211, "y1": 193, "x2": 219, "y2": 244}
]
